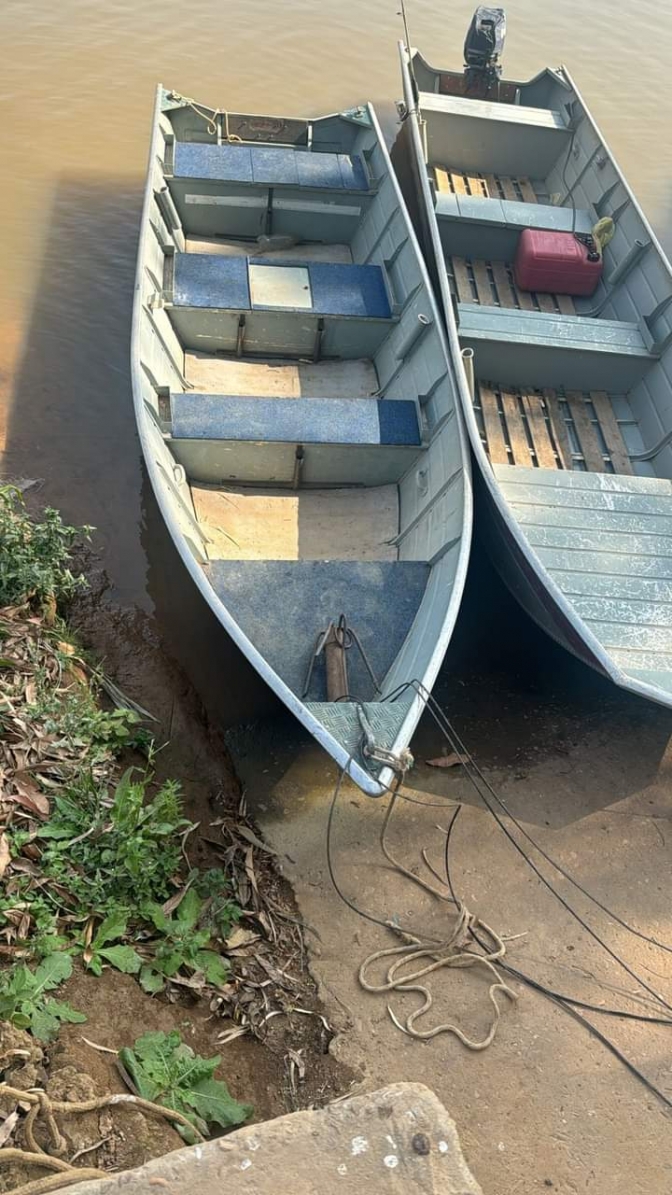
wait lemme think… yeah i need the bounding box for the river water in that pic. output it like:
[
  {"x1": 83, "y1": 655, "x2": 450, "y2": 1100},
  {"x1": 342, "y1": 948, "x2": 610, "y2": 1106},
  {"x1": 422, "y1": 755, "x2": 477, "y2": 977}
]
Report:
[{"x1": 2, "y1": 0, "x2": 672, "y2": 718}]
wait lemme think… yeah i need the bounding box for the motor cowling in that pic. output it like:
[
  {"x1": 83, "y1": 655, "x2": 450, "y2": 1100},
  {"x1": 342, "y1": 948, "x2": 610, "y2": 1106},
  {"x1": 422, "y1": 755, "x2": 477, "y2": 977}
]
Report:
[{"x1": 463, "y1": 6, "x2": 506, "y2": 80}]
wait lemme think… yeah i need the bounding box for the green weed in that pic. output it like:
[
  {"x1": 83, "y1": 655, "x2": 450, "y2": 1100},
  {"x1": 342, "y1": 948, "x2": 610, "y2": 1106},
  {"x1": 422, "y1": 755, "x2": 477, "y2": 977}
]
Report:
[
  {"x1": 34, "y1": 769, "x2": 188, "y2": 916},
  {"x1": 0, "y1": 952, "x2": 86, "y2": 1041},
  {"x1": 119, "y1": 1030, "x2": 252, "y2": 1141},
  {"x1": 0, "y1": 485, "x2": 91, "y2": 608},
  {"x1": 139, "y1": 889, "x2": 230, "y2": 994}
]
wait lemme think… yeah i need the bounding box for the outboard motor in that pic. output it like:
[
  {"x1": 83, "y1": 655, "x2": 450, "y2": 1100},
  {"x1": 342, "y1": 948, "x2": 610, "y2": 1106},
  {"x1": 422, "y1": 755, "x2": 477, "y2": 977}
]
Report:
[{"x1": 463, "y1": 7, "x2": 506, "y2": 95}]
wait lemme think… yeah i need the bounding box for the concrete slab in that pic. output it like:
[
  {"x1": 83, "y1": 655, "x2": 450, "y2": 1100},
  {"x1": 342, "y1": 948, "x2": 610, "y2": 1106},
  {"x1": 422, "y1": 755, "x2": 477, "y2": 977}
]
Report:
[{"x1": 70, "y1": 1082, "x2": 482, "y2": 1195}]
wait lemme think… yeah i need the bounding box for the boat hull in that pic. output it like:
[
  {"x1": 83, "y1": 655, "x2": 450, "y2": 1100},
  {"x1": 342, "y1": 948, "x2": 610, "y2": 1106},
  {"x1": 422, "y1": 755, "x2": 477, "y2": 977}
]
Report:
[
  {"x1": 397, "y1": 40, "x2": 672, "y2": 711},
  {"x1": 131, "y1": 86, "x2": 472, "y2": 794}
]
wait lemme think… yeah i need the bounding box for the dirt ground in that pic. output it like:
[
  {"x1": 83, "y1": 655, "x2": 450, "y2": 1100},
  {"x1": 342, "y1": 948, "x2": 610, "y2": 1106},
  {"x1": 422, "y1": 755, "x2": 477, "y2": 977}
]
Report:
[{"x1": 229, "y1": 543, "x2": 672, "y2": 1195}]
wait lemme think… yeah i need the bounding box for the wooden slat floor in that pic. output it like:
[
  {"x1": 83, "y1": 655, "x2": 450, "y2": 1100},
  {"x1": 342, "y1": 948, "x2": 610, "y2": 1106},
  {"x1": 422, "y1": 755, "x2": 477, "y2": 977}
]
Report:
[
  {"x1": 476, "y1": 382, "x2": 634, "y2": 476},
  {"x1": 451, "y1": 255, "x2": 576, "y2": 316},
  {"x1": 433, "y1": 166, "x2": 538, "y2": 204}
]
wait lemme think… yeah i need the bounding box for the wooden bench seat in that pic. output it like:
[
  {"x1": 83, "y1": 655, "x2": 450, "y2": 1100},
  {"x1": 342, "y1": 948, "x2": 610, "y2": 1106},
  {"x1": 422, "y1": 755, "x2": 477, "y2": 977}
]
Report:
[
  {"x1": 421, "y1": 92, "x2": 570, "y2": 177},
  {"x1": 165, "y1": 255, "x2": 396, "y2": 357},
  {"x1": 170, "y1": 394, "x2": 420, "y2": 446},
  {"x1": 476, "y1": 382, "x2": 634, "y2": 475},
  {"x1": 437, "y1": 193, "x2": 593, "y2": 260},
  {"x1": 164, "y1": 144, "x2": 373, "y2": 240},
  {"x1": 170, "y1": 254, "x2": 392, "y2": 318}
]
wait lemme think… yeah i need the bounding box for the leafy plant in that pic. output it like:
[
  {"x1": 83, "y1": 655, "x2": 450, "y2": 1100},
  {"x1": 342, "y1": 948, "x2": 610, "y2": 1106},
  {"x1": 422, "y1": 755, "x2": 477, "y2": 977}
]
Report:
[
  {"x1": 36, "y1": 769, "x2": 188, "y2": 916},
  {"x1": 82, "y1": 911, "x2": 142, "y2": 977},
  {"x1": 0, "y1": 485, "x2": 91, "y2": 609},
  {"x1": 194, "y1": 868, "x2": 242, "y2": 940},
  {"x1": 139, "y1": 890, "x2": 230, "y2": 994},
  {"x1": 119, "y1": 1030, "x2": 252, "y2": 1141},
  {"x1": 0, "y1": 952, "x2": 86, "y2": 1041},
  {"x1": 27, "y1": 680, "x2": 143, "y2": 765}
]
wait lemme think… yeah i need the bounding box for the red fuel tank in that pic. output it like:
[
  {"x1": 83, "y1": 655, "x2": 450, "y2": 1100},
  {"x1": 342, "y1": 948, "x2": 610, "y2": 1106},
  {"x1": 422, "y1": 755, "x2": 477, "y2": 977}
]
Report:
[{"x1": 513, "y1": 228, "x2": 603, "y2": 297}]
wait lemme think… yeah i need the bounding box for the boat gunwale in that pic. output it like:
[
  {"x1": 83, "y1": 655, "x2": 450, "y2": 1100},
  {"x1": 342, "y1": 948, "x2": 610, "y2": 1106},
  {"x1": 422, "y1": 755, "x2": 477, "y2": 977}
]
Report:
[
  {"x1": 131, "y1": 84, "x2": 473, "y2": 794},
  {"x1": 397, "y1": 40, "x2": 672, "y2": 709}
]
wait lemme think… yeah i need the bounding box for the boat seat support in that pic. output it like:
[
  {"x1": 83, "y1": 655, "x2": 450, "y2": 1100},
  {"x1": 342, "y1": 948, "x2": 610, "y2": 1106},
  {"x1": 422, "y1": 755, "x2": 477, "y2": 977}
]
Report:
[
  {"x1": 168, "y1": 394, "x2": 422, "y2": 485},
  {"x1": 458, "y1": 304, "x2": 653, "y2": 391}
]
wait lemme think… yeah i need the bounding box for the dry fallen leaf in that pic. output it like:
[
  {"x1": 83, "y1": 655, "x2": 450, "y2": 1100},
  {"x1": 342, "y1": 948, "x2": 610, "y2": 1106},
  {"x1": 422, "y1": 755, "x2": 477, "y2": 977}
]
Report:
[
  {"x1": 0, "y1": 1109, "x2": 20, "y2": 1148},
  {"x1": 11, "y1": 771, "x2": 50, "y2": 818},
  {"x1": 425, "y1": 752, "x2": 468, "y2": 769},
  {"x1": 161, "y1": 884, "x2": 191, "y2": 917},
  {"x1": 235, "y1": 824, "x2": 279, "y2": 857},
  {"x1": 225, "y1": 927, "x2": 261, "y2": 952},
  {"x1": 0, "y1": 834, "x2": 10, "y2": 880}
]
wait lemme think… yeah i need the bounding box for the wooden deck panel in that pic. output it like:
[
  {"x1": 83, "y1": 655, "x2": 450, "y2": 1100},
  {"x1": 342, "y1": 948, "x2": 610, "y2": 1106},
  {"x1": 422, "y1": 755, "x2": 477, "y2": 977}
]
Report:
[
  {"x1": 499, "y1": 391, "x2": 530, "y2": 465},
  {"x1": 522, "y1": 392, "x2": 557, "y2": 468},
  {"x1": 476, "y1": 384, "x2": 634, "y2": 475},
  {"x1": 478, "y1": 384, "x2": 509, "y2": 465},
  {"x1": 542, "y1": 389, "x2": 572, "y2": 469},
  {"x1": 433, "y1": 166, "x2": 538, "y2": 203},
  {"x1": 565, "y1": 391, "x2": 607, "y2": 473},
  {"x1": 451, "y1": 256, "x2": 576, "y2": 316}
]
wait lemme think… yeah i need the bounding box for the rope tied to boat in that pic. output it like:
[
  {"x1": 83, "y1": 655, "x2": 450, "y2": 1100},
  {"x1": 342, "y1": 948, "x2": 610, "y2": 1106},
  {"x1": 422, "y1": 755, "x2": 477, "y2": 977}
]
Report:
[
  {"x1": 361, "y1": 788, "x2": 516, "y2": 1045},
  {"x1": 359, "y1": 911, "x2": 516, "y2": 1048},
  {"x1": 329, "y1": 764, "x2": 516, "y2": 1049},
  {"x1": 166, "y1": 92, "x2": 242, "y2": 140}
]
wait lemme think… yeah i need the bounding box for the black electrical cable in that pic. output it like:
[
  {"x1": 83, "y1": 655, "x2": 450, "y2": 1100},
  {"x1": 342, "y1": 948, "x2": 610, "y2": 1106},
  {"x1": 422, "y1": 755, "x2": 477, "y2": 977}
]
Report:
[
  {"x1": 426, "y1": 689, "x2": 672, "y2": 966},
  {"x1": 383, "y1": 678, "x2": 672, "y2": 956},
  {"x1": 441, "y1": 807, "x2": 672, "y2": 1027},
  {"x1": 374, "y1": 678, "x2": 672, "y2": 1013},
  {"x1": 441, "y1": 805, "x2": 672, "y2": 1112},
  {"x1": 420, "y1": 690, "x2": 672, "y2": 1015},
  {"x1": 327, "y1": 712, "x2": 672, "y2": 1110},
  {"x1": 326, "y1": 766, "x2": 672, "y2": 1026},
  {"x1": 326, "y1": 764, "x2": 394, "y2": 934}
]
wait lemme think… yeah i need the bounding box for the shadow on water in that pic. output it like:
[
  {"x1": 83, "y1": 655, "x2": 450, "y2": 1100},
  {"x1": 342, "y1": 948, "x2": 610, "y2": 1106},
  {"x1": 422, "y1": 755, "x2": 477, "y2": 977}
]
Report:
[
  {"x1": 4, "y1": 177, "x2": 272, "y2": 726},
  {"x1": 5, "y1": 178, "x2": 672, "y2": 785}
]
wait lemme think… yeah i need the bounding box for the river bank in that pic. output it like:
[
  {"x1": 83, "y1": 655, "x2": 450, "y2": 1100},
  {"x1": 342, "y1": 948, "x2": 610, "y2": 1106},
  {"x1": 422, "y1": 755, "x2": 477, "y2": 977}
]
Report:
[{"x1": 0, "y1": 488, "x2": 350, "y2": 1191}]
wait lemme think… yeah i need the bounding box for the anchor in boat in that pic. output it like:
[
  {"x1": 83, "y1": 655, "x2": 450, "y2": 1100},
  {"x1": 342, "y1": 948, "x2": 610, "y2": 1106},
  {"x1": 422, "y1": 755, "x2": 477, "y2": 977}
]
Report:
[{"x1": 302, "y1": 614, "x2": 379, "y2": 703}]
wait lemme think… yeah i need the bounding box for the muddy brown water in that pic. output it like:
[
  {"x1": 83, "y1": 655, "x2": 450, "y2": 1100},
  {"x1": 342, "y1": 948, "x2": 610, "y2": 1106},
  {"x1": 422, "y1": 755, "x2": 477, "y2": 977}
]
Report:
[{"x1": 1, "y1": 0, "x2": 672, "y2": 731}]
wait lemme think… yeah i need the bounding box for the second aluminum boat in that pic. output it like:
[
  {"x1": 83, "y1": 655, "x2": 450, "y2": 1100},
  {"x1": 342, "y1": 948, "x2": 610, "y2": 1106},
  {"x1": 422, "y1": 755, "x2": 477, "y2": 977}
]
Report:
[{"x1": 399, "y1": 9, "x2": 672, "y2": 708}]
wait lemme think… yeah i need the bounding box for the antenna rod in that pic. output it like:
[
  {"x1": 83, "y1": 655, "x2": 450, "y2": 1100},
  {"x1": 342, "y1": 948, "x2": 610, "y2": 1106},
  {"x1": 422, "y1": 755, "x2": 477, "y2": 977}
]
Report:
[{"x1": 399, "y1": 0, "x2": 419, "y2": 108}]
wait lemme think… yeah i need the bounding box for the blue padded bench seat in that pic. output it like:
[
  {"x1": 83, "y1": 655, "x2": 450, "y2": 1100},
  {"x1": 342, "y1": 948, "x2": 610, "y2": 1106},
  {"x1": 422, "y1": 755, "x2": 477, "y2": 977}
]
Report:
[
  {"x1": 172, "y1": 142, "x2": 369, "y2": 192},
  {"x1": 171, "y1": 254, "x2": 392, "y2": 319},
  {"x1": 170, "y1": 395, "x2": 421, "y2": 447},
  {"x1": 457, "y1": 304, "x2": 653, "y2": 391},
  {"x1": 435, "y1": 192, "x2": 594, "y2": 236}
]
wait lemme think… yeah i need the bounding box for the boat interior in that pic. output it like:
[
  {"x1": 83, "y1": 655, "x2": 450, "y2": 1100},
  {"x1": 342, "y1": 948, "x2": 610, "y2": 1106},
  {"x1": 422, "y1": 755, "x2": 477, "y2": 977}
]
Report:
[
  {"x1": 135, "y1": 92, "x2": 467, "y2": 772},
  {"x1": 410, "y1": 50, "x2": 672, "y2": 697}
]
